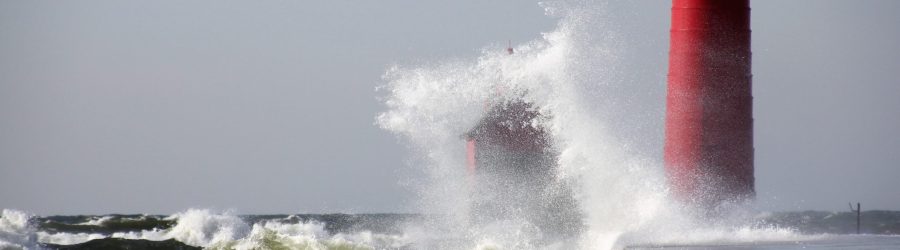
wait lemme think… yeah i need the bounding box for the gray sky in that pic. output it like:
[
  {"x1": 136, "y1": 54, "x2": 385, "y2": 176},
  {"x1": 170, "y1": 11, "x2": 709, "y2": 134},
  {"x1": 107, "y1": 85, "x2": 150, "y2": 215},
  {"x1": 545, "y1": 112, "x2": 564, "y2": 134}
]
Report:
[{"x1": 1, "y1": 0, "x2": 898, "y2": 215}]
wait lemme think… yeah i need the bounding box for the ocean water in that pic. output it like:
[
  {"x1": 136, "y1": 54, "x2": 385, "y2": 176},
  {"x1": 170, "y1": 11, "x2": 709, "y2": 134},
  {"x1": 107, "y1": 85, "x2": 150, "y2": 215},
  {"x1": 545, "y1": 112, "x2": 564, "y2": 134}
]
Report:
[
  {"x1": 1, "y1": 209, "x2": 899, "y2": 249},
  {"x1": 1, "y1": 209, "x2": 414, "y2": 249},
  {"x1": 4, "y1": 1, "x2": 898, "y2": 250}
]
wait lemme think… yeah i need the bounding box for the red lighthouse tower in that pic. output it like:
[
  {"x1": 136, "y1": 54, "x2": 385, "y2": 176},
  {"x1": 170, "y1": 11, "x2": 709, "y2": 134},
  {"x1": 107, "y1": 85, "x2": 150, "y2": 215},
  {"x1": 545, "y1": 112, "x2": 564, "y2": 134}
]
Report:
[{"x1": 664, "y1": 0, "x2": 755, "y2": 206}]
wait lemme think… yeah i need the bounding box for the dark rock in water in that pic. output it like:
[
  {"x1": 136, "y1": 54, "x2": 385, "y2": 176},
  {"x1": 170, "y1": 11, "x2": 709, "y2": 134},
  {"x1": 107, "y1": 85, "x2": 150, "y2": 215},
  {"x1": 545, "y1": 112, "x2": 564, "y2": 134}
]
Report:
[{"x1": 43, "y1": 238, "x2": 199, "y2": 250}]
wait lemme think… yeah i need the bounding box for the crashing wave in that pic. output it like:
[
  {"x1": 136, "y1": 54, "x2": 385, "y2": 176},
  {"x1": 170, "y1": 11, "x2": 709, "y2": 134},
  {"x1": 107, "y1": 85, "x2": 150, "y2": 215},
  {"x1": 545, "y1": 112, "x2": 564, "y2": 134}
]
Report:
[
  {"x1": 0, "y1": 209, "x2": 37, "y2": 250},
  {"x1": 22, "y1": 209, "x2": 410, "y2": 249}
]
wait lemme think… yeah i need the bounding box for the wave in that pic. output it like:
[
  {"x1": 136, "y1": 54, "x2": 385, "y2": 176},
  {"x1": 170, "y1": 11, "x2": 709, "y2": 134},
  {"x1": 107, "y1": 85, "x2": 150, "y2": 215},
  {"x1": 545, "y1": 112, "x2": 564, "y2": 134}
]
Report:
[
  {"x1": 1, "y1": 209, "x2": 37, "y2": 250},
  {"x1": 39, "y1": 214, "x2": 175, "y2": 235},
  {"x1": 44, "y1": 238, "x2": 199, "y2": 250},
  {"x1": 2, "y1": 208, "x2": 899, "y2": 249},
  {"x1": 3, "y1": 209, "x2": 411, "y2": 249}
]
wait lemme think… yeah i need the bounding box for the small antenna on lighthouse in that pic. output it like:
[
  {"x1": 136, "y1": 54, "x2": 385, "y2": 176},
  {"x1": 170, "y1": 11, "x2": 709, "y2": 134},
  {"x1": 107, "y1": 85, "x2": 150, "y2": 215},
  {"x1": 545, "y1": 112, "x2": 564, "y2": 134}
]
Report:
[{"x1": 506, "y1": 40, "x2": 514, "y2": 55}]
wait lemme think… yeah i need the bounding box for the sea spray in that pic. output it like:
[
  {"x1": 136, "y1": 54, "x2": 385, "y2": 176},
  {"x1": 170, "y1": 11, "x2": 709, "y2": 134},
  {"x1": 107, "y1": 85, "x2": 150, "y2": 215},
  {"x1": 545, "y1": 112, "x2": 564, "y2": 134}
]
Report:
[
  {"x1": 378, "y1": 1, "x2": 806, "y2": 249},
  {"x1": 0, "y1": 209, "x2": 37, "y2": 249},
  {"x1": 377, "y1": 0, "x2": 656, "y2": 248}
]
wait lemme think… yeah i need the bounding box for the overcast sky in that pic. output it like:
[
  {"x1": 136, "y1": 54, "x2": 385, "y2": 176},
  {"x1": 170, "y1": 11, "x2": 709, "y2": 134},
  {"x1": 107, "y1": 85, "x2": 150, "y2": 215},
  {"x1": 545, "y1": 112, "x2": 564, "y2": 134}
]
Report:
[{"x1": 1, "y1": 0, "x2": 898, "y2": 215}]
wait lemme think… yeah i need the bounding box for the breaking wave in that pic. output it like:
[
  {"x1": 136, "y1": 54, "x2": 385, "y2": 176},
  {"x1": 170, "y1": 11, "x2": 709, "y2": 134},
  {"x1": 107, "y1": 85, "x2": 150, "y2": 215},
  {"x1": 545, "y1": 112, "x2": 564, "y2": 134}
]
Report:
[
  {"x1": 1, "y1": 209, "x2": 410, "y2": 250},
  {"x1": 376, "y1": 1, "x2": 813, "y2": 249},
  {"x1": 1, "y1": 209, "x2": 37, "y2": 249},
  {"x1": 2, "y1": 208, "x2": 896, "y2": 249}
]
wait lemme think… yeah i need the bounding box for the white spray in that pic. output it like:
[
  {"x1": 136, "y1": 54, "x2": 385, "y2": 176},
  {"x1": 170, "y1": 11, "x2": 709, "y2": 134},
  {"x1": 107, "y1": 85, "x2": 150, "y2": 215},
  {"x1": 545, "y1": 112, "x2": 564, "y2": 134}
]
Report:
[{"x1": 377, "y1": 1, "x2": 804, "y2": 249}]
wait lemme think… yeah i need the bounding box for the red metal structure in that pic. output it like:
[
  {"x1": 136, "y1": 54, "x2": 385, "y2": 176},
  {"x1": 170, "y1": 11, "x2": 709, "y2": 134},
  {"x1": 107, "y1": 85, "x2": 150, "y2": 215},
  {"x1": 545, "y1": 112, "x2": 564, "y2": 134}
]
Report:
[
  {"x1": 665, "y1": 0, "x2": 754, "y2": 206},
  {"x1": 464, "y1": 99, "x2": 581, "y2": 237},
  {"x1": 461, "y1": 43, "x2": 580, "y2": 237}
]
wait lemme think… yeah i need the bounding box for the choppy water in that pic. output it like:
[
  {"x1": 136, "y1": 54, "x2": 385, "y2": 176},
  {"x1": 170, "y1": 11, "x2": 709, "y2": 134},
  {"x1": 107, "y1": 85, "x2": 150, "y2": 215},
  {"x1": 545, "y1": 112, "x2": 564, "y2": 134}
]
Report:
[
  {"x1": 1, "y1": 209, "x2": 899, "y2": 249},
  {"x1": 1, "y1": 209, "x2": 414, "y2": 249}
]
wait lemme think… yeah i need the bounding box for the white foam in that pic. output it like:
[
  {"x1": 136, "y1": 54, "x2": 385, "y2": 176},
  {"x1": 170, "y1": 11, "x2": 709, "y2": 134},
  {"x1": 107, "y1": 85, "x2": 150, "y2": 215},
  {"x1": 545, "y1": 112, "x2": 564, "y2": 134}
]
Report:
[
  {"x1": 75, "y1": 216, "x2": 113, "y2": 226},
  {"x1": 107, "y1": 209, "x2": 408, "y2": 249},
  {"x1": 0, "y1": 209, "x2": 37, "y2": 250},
  {"x1": 105, "y1": 208, "x2": 249, "y2": 247},
  {"x1": 221, "y1": 220, "x2": 408, "y2": 250},
  {"x1": 7, "y1": 208, "x2": 406, "y2": 248},
  {"x1": 37, "y1": 232, "x2": 106, "y2": 245}
]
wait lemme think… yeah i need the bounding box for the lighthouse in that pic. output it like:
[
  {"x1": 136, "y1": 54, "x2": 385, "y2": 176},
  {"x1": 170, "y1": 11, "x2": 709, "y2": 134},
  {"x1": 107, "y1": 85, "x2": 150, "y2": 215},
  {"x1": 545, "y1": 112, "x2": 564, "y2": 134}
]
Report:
[
  {"x1": 664, "y1": 0, "x2": 755, "y2": 207},
  {"x1": 463, "y1": 44, "x2": 581, "y2": 238}
]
